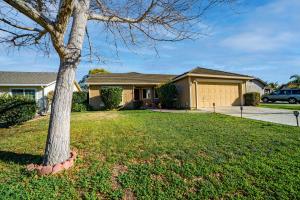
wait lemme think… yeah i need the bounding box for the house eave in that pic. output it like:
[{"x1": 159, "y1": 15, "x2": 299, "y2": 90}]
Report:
[
  {"x1": 0, "y1": 83, "x2": 54, "y2": 87},
  {"x1": 87, "y1": 82, "x2": 162, "y2": 86},
  {"x1": 172, "y1": 73, "x2": 253, "y2": 82}
]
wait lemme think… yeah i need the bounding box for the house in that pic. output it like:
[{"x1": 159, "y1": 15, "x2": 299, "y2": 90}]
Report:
[
  {"x1": 245, "y1": 78, "x2": 267, "y2": 96},
  {"x1": 87, "y1": 72, "x2": 175, "y2": 109},
  {"x1": 279, "y1": 83, "x2": 300, "y2": 90},
  {"x1": 87, "y1": 67, "x2": 254, "y2": 109},
  {"x1": 0, "y1": 71, "x2": 81, "y2": 112}
]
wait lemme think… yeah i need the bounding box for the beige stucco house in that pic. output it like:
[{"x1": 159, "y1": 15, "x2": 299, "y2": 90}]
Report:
[
  {"x1": 0, "y1": 71, "x2": 81, "y2": 112},
  {"x1": 87, "y1": 67, "x2": 254, "y2": 110}
]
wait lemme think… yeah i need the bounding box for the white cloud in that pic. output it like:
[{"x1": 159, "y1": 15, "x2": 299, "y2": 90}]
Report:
[{"x1": 219, "y1": 0, "x2": 300, "y2": 53}]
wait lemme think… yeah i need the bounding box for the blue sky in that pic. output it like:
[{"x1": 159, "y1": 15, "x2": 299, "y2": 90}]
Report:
[{"x1": 0, "y1": 0, "x2": 299, "y2": 84}]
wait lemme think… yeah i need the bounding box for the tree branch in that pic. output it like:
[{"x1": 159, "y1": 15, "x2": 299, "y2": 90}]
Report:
[
  {"x1": 3, "y1": 0, "x2": 55, "y2": 33},
  {"x1": 55, "y1": 0, "x2": 75, "y2": 34},
  {"x1": 88, "y1": 0, "x2": 156, "y2": 23},
  {"x1": 0, "y1": 18, "x2": 42, "y2": 32}
]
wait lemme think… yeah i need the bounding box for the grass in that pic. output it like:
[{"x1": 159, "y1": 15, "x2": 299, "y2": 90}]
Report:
[
  {"x1": 0, "y1": 110, "x2": 299, "y2": 199},
  {"x1": 258, "y1": 103, "x2": 300, "y2": 110}
]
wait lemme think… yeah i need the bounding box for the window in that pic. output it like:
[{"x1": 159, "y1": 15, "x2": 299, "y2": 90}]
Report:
[
  {"x1": 279, "y1": 90, "x2": 291, "y2": 95},
  {"x1": 292, "y1": 90, "x2": 300, "y2": 95},
  {"x1": 142, "y1": 89, "x2": 151, "y2": 99},
  {"x1": 11, "y1": 89, "x2": 36, "y2": 100},
  {"x1": 154, "y1": 89, "x2": 159, "y2": 98}
]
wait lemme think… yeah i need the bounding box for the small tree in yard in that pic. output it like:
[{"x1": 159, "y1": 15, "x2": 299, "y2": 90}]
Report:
[
  {"x1": 101, "y1": 87, "x2": 122, "y2": 110},
  {"x1": 157, "y1": 83, "x2": 178, "y2": 108},
  {"x1": 79, "y1": 68, "x2": 110, "y2": 91},
  {"x1": 0, "y1": 0, "x2": 234, "y2": 166}
]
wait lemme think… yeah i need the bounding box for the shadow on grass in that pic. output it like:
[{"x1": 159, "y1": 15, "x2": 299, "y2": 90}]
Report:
[{"x1": 0, "y1": 151, "x2": 43, "y2": 165}]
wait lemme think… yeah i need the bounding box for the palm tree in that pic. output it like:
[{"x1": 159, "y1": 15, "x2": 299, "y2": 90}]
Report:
[
  {"x1": 289, "y1": 74, "x2": 300, "y2": 84},
  {"x1": 267, "y1": 82, "x2": 279, "y2": 89}
]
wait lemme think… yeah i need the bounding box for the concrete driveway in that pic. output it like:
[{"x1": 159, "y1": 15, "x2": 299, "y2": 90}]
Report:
[{"x1": 200, "y1": 106, "x2": 299, "y2": 126}]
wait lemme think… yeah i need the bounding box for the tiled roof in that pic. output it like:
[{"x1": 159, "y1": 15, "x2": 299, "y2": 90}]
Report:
[
  {"x1": 0, "y1": 71, "x2": 57, "y2": 85},
  {"x1": 173, "y1": 67, "x2": 253, "y2": 80},
  {"x1": 87, "y1": 72, "x2": 175, "y2": 85}
]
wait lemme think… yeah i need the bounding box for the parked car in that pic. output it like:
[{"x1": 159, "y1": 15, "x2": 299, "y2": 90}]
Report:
[{"x1": 261, "y1": 89, "x2": 300, "y2": 104}]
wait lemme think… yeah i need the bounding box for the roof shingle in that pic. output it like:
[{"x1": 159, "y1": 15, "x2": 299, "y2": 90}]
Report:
[
  {"x1": 87, "y1": 72, "x2": 175, "y2": 85},
  {"x1": 0, "y1": 71, "x2": 57, "y2": 85},
  {"x1": 173, "y1": 67, "x2": 253, "y2": 80}
]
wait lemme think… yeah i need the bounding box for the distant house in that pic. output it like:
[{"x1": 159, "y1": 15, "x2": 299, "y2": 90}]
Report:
[
  {"x1": 87, "y1": 67, "x2": 254, "y2": 110},
  {"x1": 245, "y1": 78, "x2": 267, "y2": 96},
  {"x1": 0, "y1": 71, "x2": 81, "y2": 112},
  {"x1": 280, "y1": 83, "x2": 300, "y2": 90}
]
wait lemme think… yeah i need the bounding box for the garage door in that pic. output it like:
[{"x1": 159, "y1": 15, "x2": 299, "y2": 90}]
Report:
[{"x1": 197, "y1": 83, "x2": 240, "y2": 108}]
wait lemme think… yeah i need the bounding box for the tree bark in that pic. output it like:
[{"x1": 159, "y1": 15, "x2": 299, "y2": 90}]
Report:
[
  {"x1": 43, "y1": 0, "x2": 90, "y2": 166},
  {"x1": 43, "y1": 58, "x2": 76, "y2": 165}
]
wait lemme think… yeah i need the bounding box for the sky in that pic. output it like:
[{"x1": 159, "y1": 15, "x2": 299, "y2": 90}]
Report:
[{"x1": 0, "y1": 0, "x2": 299, "y2": 84}]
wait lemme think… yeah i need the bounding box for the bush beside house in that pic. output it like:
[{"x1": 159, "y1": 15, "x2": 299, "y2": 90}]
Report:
[
  {"x1": 157, "y1": 83, "x2": 178, "y2": 108},
  {"x1": 244, "y1": 92, "x2": 260, "y2": 106},
  {"x1": 72, "y1": 92, "x2": 88, "y2": 112},
  {"x1": 0, "y1": 94, "x2": 36, "y2": 127},
  {"x1": 101, "y1": 87, "x2": 123, "y2": 110}
]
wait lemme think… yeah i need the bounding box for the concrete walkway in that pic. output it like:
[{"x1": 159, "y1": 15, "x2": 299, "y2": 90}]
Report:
[
  {"x1": 152, "y1": 107, "x2": 299, "y2": 126},
  {"x1": 200, "y1": 106, "x2": 299, "y2": 127}
]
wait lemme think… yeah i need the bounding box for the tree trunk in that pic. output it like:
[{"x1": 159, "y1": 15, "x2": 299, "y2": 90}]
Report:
[
  {"x1": 43, "y1": 0, "x2": 90, "y2": 166},
  {"x1": 43, "y1": 59, "x2": 76, "y2": 165}
]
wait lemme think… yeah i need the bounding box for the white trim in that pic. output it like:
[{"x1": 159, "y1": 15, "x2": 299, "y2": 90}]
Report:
[{"x1": 0, "y1": 81, "x2": 56, "y2": 87}]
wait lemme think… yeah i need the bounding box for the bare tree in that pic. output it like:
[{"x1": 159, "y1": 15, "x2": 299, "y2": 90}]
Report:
[{"x1": 1, "y1": 0, "x2": 234, "y2": 166}]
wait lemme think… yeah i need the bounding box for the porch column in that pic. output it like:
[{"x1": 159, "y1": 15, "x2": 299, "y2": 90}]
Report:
[
  {"x1": 188, "y1": 76, "x2": 192, "y2": 109},
  {"x1": 195, "y1": 81, "x2": 198, "y2": 109}
]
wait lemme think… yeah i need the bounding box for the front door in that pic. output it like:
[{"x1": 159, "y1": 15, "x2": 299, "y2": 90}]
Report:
[{"x1": 134, "y1": 89, "x2": 140, "y2": 101}]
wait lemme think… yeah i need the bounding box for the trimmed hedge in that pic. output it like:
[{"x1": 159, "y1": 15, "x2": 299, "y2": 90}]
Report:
[
  {"x1": 72, "y1": 92, "x2": 88, "y2": 112},
  {"x1": 156, "y1": 83, "x2": 178, "y2": 108},
  {"x1": 101, "y1": 87, "x2": 123, "y2": 110},
  {"x1": 244, "y1": 92, "x2": 261, "y2": 106},
  {"x1": 72, "y1": 103, "x2": 87, "y2": 112},
  {"x1": 0, "y1": 94, "x2": 36, "y2": 127},
  {"x1": 72, "y1": 92, "x2": 88, "y2": 104}
]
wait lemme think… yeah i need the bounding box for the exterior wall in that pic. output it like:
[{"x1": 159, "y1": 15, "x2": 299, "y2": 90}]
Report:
[
  {"x1": 89, "y1": 85, "x2": 102, "y2": 110},
  {"x1": 122, "y1": 85, "x2": 134, "y2": 108},
  {"x1": 88, "y1": 85, "x2": 135, "y2": 110},
  {"x1": 88, "y1": 85, "x2": 159, "y2": 109},
  {"x1": 246, "y1": 80, "x2": 265, "y2": 96},
  {"x1": 173, "y1": 77, "x2": 191, "y2": 109}
]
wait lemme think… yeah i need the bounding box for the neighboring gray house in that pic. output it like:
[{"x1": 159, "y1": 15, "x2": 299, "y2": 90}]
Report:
[
  {"x1": 0, "y1": 71, "x2": 81, "y2": 112},
  {"x1": 246, "y1": 78, "x2": 267, "y2": 96}
]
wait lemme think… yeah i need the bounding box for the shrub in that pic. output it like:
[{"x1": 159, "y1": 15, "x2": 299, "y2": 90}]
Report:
[
  {"x1": 0, "y1": 94, "x2": 36, "y2": 127},
  {"x1": 72, "y1": 92, "x2": 88, "y2": 104},
  {"x1": 101, "y1": 87, "x2": 123, "y2": 110},
  {"x1": 157, "y1": 83, "x2": 178, "y2": 108},
  {"x1": 133, "y1": 100, "x2": 143, "y2": 109},
  {"x1": 244, "y1": 92, "x2": 261, "y2": 106},
  {"x1": 72, "y1": 92, "x2": 88, "y2": 112},
  {"x1": 72, "y1": 103, "x2": 87, "y2": 112}
]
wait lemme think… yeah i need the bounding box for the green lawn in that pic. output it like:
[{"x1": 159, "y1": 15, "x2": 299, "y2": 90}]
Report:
[
  {"x1": 258, "y1": 103, "x2": 300, "y2": 110},
  {"x1": 0, "y1": 111, "x2": 299, "y2": 199}
]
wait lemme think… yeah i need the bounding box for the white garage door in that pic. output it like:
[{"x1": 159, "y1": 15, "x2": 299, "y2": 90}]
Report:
[{"x1": 197, "y1": 83, "x2": 241, "y2": 108}]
